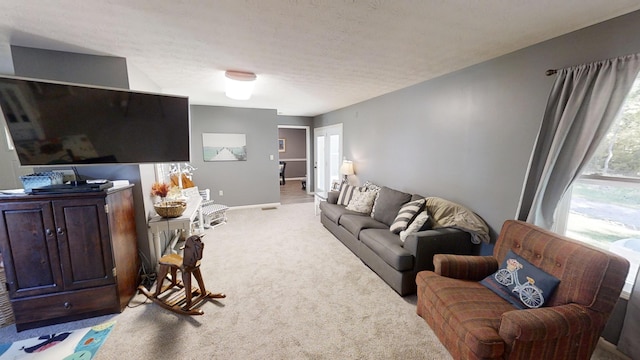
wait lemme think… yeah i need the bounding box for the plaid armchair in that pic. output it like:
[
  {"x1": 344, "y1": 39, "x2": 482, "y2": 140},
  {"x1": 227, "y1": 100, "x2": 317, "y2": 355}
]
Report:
[{"x1": 416, "y1": 220, "x2": 629, "y2": 359}]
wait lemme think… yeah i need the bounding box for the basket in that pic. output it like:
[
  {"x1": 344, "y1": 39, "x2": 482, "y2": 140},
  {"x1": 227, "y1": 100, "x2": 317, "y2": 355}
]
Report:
[
  {"x1": 0, "y1": 267, "x2": 15, "y2": 327},
  {"x1": 20, "y1": 172, "x2": 64, "y2": 192},
  {"x1": 154, "y1": 201, "x2": 187, "y2": 218}
]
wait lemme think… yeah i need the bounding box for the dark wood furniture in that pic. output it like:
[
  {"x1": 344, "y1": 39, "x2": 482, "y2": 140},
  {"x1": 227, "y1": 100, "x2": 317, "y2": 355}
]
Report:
[
  {"x1": 0, "y1": 185, "x2": 140, "y2": 331},
  {"x1": 139, "y1": 234, "x2": 225, "y2": 315},
  {"x1": 279, "y1": 161, "x2": 286, "y2": 185}
]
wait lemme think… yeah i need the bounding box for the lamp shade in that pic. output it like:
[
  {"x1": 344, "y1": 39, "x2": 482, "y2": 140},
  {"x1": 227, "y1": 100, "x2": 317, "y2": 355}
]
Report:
[
  {"x1": 340, "y1": 160, "x2": 354, "y2": 176},
  {"x1": 225, "y1": 70, "x2": 257, "y2": 100}
]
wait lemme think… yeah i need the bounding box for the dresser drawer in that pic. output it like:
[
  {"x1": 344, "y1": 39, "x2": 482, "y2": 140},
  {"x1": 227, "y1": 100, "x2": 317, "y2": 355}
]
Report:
[{"x1": 11, "y1": 285, "x2": 119, "y2": 326}]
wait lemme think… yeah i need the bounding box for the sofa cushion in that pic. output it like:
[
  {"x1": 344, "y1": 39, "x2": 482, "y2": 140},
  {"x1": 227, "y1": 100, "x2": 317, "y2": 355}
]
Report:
[
  {"x1": 319, "y1": 202, "x2": 356, "y2": 224},
  {"x1": 389, "y1": 198, "x2": 426, "y2": 234},
  {"x1": 337, "y1": 184, "x2": 361, "y2": 206},
  {"x1": 371, "y1": 186, "x2": 412, "y2": 227},
  {"x1": 340, "y1": 214, "x2": 388, "y2": 238},
  {"x1": 345, "y1": 188, "x2": 377, "y2": 214},
  {"x1": 416, "y1": 271, "x2": 515, "y2": 358},
  {"x1": 480, "y1": 250, "x2": 560, "y2": 309},
  {"x1": 359, "y1": 228, "x2": 414, "y2": 271}
]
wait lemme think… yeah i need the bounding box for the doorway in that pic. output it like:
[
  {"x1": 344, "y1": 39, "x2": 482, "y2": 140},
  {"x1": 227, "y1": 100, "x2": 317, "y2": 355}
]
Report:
[{"x1": 278, "y1": 125, "x2": 313, "y2": 204}]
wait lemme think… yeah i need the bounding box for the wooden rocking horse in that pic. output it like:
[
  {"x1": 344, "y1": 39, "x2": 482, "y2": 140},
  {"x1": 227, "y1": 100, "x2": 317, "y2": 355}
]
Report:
[{"x1": 138, "y1": 234, "x2": 225, "y2": 315}]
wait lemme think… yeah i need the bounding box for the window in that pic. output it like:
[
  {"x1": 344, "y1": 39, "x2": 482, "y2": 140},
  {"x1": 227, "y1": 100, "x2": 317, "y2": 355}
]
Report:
[{"x1": 561, "y1": 75, "x2": 640, "y2": 295}]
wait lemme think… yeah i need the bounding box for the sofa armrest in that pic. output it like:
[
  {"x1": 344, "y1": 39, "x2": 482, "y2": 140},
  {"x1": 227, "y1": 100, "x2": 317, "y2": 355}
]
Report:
[
  {"x1": 433, "y1": 254, "x2": 498, "y2": 281},
  {"x1": 499, "y1": 303, "x2": 602, "y2": 343},
  {"x1": 403, "y1": 228, "x2": 478, "y2": 273},
  {"x1": 327, "y1": 191, "x2": 339, "y2": 204}
]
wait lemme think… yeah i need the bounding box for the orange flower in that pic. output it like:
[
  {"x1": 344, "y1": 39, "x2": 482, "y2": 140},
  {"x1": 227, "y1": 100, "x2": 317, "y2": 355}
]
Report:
[{"x1": 151, "y1": 182, "x2": 170, "y2": 198}]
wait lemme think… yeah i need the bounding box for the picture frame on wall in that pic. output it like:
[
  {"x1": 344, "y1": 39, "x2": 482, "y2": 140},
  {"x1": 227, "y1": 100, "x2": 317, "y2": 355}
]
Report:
[
  {"x1": 202, "y1": 133, "x2": 247, "y2": 161},
  {"x1": 278, "y1": 138, "x2": 286, "y2": 152}
]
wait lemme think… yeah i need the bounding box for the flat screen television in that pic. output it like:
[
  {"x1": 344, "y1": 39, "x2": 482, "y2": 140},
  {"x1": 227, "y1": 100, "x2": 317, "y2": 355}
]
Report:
[{"x1": 0, "y1": 75, "x2": 190, "y2": 166}]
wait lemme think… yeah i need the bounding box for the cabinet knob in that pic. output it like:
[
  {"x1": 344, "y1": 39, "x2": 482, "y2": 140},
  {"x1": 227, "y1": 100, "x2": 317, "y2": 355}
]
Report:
[
  {"x1": 46, "y1": 228, "x2": 53, "y2": 237},
  {"x1": 57, "y1": 227, "x2": 65, "y2": 236},
  {"x1": 64, "y1": 302, "x2": 71, "y2": 309}
]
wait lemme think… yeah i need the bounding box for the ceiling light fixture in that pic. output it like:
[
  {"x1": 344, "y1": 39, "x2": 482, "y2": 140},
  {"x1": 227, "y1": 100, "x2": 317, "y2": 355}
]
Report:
[{"x1": 224, "y1": 70, "x2": 257, "y2": 100}]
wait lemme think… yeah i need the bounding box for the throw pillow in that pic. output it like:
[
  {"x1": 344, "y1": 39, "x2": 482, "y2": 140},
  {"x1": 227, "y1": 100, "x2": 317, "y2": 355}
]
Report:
[
  {"x1": 389, "y1": 198, "x2": 426, "y2": 234},
  {"x1": 345, "y1": 188, "x2": 377, "y2": 214},
  {"x1": 363, "y1": 181, "x2": 382, "y2": 218},
  {"x1": 363, "y1": 180, "x2": 382, "y2": 193},
  {"x1": 399, "y1": 211, "x2": 430, "y2": 242},
  {"x1": 371, "y1": 186, "x2": 412, "y2": 227},
  {"x1": 337, "y1": 184, "x2": 360, "y2": 206},
  {"x1": 480, "y1": 250, "x2": 560, "y2": 309}
]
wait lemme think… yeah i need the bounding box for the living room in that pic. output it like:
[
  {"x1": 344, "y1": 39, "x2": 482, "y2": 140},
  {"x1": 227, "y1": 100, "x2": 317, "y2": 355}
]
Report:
[{"x1": 1, "y1": 2, "x2": 640, "y2": 359}]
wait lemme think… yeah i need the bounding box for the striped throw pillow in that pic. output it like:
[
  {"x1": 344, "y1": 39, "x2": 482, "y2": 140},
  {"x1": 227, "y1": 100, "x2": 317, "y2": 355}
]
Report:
[
  {"x1": 389, "y1": 198, "x2": 426, "y2": 234},
  {"x1": 337, "y1": 184, "x2": 360, "y2": 206}
]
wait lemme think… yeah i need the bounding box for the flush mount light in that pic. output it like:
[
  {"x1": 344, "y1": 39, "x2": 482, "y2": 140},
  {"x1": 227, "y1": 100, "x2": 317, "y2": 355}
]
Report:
[{"x1": 224, "y1": 70, "x2": 257, "y2": 100}]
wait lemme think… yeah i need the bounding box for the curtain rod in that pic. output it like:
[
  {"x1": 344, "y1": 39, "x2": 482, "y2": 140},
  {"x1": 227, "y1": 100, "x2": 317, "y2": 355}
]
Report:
[{"x1": 546, "y1": 53, "x2": 639, "y2": 77}]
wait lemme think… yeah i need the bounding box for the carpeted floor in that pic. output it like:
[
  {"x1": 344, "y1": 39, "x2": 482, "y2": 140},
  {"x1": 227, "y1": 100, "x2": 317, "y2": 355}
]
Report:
[{"x1": 0, "y1": 202, "x2": 629, "y2": 359}]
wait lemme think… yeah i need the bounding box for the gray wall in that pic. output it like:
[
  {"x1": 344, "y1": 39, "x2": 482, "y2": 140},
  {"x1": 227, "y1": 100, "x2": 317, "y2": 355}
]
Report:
[
  {"x1": 315, "y1": 10, "x2": 640, "y2": 239},
  {"x1": 190, "y1": 105, "x2": 282, "y2": 206},
  {"x1": 11, "y1": 46, "x2": 129, "y2": 88}
]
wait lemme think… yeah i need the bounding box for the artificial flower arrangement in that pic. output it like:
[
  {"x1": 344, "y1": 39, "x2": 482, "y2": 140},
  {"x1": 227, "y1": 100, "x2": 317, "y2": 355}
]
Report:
[{"x1": 151, "y1": 182, "x2": 170, "y2": 201}]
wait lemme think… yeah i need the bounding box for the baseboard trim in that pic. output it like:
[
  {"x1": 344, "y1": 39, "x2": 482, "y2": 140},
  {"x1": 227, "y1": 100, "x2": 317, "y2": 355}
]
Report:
[{"x1": 228, "y1": 203, "x2": 281, "y2": 211}]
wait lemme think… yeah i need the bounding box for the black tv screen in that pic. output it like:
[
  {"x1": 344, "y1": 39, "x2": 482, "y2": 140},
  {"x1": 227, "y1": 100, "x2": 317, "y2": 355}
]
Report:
[{"x1": 0, "y1": 76, "x2": 190, "y2": 166}]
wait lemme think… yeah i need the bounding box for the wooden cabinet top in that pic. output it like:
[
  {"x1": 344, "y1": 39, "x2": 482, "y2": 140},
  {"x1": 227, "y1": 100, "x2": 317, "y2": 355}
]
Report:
[{"x1": 0, "y1": 184, "x2": 134, "y2": 202}]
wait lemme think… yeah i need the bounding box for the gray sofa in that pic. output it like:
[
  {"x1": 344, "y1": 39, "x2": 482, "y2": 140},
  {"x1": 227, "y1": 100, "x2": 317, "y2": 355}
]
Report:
[{"x1": 320, "y1": 185, "x2": 486, "y2": 296}]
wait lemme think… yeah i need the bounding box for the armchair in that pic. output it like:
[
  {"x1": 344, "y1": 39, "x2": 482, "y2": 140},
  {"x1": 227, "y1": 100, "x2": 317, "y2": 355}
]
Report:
[{"x1": 416, "y1": 220, "x2": 629, "y2": 360}]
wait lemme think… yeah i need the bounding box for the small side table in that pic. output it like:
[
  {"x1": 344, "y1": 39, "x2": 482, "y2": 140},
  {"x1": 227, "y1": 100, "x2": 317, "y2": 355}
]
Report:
[{"x1": 314, "y1": 191, "x2": 328, "y2": 215}]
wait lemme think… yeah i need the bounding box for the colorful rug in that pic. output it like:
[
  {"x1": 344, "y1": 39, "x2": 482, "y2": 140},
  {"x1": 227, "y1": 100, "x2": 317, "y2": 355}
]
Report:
[{"x1": 0, "y1": 321, "x2": 115, "y2": 360}]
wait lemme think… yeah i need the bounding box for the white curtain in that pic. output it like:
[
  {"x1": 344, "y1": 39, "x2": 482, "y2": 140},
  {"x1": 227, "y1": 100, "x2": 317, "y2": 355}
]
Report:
[{"x1": 517, "y1": 54, "x2": 640, "y2": 229}]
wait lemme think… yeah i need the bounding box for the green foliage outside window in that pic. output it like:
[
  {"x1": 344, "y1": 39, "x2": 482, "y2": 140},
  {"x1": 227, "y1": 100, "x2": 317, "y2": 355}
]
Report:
[{"x1": 583, "y1": 79, "x2": 640, "y2": 178}]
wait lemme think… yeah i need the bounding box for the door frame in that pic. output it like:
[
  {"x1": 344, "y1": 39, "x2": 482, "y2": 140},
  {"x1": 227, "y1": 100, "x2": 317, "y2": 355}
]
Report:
[{"x1": 277, "y1": 125, "x2": 311, "y2": 194}]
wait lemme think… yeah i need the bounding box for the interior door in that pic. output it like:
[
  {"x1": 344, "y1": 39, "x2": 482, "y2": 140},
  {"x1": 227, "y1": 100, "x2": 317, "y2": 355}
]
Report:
[{"x1": 314, "y1": 124, "x2": 343, "y2": 193}]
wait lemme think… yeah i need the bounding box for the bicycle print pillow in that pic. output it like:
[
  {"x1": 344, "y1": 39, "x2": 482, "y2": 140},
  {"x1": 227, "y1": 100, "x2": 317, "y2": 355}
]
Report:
[{"x1": 480, "y1": 250, "x2": 560, "y2": 309}]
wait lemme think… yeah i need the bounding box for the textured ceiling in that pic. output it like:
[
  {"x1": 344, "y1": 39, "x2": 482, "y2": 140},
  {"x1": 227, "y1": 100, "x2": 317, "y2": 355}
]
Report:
[{"x1": 0, "y1": 1, "x2": 639, "y2": 116}]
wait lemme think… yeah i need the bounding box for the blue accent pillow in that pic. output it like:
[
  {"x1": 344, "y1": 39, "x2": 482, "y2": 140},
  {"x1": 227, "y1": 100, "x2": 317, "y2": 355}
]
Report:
[{"x1": 480, "y1": 250, "x2": 560, "y2": 309}]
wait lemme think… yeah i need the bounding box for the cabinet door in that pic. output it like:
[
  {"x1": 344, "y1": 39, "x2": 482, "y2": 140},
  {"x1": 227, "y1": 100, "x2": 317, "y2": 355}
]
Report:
[
  {"x1": 0, "y1": 201, "x2": 63, "y2": 298},
  {"x1": 52, "y1": 198, "x2": 115, "y2": 290}
]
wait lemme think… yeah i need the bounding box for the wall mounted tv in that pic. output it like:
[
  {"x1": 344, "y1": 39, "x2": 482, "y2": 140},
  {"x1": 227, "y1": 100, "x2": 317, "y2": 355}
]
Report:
[{"x1": 0, "y1": 75, "x2": 190, "y2": 166}]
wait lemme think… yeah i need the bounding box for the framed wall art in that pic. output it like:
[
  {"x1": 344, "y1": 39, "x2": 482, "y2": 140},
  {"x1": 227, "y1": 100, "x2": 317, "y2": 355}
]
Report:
[{"x1": 202, "y1": 133, "x2": 247, "y2": 161}]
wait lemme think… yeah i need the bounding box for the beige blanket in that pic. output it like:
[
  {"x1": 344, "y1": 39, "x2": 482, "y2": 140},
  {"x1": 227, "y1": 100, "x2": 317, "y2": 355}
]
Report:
[{"x1": 424, "y1": 197, "x2": 490, "y2": 244}]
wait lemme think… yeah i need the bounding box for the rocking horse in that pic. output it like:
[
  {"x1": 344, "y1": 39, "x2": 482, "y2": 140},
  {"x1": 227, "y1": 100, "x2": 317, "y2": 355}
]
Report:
[{"x1": 138, "y1": 234, "x2": 225, "y2": 315}]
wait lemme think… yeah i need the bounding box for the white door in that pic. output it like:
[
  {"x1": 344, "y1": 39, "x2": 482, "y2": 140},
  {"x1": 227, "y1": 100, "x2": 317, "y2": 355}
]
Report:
[{"x1": 314, "y1": 124, "x2": 343, "y2": 193}]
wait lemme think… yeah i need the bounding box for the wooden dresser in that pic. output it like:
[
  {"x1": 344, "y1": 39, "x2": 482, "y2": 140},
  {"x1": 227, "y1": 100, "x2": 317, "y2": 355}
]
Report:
[{"x1": 0, "y1": 185, "x2": 139, "y2": 331}]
